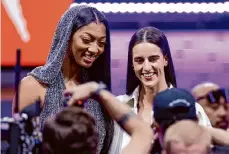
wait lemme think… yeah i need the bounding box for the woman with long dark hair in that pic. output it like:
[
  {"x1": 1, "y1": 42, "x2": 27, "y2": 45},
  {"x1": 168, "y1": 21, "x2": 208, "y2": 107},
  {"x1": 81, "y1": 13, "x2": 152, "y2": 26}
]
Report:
[
  {"x1": 110, "y1": 27, "x2": 211, "y2": 153},
  {"x1": 13, "y1": 5, "x2": 113, "y2": 153}
]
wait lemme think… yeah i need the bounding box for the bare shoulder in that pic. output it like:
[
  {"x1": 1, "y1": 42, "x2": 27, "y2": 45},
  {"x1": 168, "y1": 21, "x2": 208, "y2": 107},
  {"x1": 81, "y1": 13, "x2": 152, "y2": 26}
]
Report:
[
  {"x1": 13, "y1": 76, "x2": 46, "y2": 112},
  {"x1": 20, "y1": 75, "x2": 47, "y2": 92},
  {"x1": 20, "y1": 75, "x2": 41, "y2": 87},
  {"x1": 20, "y1": 75, "x2": 47, "y2": 99}
]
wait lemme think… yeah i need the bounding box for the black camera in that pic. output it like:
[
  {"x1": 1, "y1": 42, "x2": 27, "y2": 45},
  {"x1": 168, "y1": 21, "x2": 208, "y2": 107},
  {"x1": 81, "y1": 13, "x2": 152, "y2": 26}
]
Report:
[{"x1": 1, "y1": 100, "x2": 42, "y2": 154}]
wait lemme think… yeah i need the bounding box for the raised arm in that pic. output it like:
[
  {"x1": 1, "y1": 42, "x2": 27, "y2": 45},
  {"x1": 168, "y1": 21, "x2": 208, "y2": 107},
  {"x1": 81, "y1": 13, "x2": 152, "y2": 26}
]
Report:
[{"x1": 66, "y1": 82, "x2": 153, "y2": 154}]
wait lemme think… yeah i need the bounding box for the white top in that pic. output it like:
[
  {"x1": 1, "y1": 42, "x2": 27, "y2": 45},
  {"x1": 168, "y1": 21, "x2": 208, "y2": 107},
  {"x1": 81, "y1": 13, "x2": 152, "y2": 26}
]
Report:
[{"x1": 109, "y1": 86, "x2": 212, "y2": 154}]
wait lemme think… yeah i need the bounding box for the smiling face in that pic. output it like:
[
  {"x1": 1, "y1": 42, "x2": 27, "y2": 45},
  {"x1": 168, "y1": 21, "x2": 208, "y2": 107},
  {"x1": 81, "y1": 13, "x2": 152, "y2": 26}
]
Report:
[
  {"x1": 70, "y1": 22, "x2": 106, "y2": 68},
  {"x1": 132, "y1": 42, "x2": 168, "y2": 88}
]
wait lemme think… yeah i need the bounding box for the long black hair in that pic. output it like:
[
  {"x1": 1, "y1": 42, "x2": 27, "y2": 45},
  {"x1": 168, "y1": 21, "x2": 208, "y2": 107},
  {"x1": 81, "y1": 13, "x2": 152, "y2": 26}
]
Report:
[
  {"x1": 61, "y1": 6, "x2": 113, "y2": 153},
  {"x1": 29, "y1": 6, "x2": 113, "y2": 153},
  {"x1": 30, "y1": 5, "x2": 111, "y2": 92},
  {"x1": 126, "y1": 27, "x2": 176, "y2": 95},
  {"x1": 70, "y1": 6, "x2": 111, "y2": 91}
]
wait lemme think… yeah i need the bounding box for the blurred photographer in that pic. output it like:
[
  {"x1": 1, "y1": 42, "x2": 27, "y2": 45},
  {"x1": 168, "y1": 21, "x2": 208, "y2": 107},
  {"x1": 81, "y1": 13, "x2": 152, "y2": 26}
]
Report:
[
  {"x1": 153, "y1": 88, "x2": 210, "y2": 144},
  {"x1": 43, "y1": 81, "x2": 153, "y2": 154},
  {"x1": 153, "y1": 88, "x2": 229, "y2": 154},
  {"x1": 151, "y1": 88, "x2": 203, "y2": 153}
]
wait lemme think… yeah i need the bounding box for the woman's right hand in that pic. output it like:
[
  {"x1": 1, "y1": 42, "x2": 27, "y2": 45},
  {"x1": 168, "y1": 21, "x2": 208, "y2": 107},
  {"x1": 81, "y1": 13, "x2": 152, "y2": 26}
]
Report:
[{"x1": 64, "y1": 82, "x2": 99, "y2": 106}]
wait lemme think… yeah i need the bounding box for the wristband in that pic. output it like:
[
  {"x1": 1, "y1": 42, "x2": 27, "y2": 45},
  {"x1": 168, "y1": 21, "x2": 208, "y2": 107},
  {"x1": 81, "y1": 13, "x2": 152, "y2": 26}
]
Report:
[
  {"x1": 117, "y1": 111, "x2": 136, "y2": 129},
  {"x1": 93, "y1": 81, "x2": 107, "y2": 96}
]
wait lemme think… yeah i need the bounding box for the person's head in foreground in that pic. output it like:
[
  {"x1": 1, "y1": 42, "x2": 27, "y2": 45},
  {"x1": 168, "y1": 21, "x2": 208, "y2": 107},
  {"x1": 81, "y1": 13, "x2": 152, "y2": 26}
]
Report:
[
  {"x1": 153, "y1": 88, "x2": 198, "y2": 144},
  {"x1": 162, "y1": 120, "x2": 212, "y2": 154},
  {"x1": 42, "y1": 106, "x2": 98, "y2": 154},
  {"x1": 126, "y1": 26, "x2": 176, "y2": 95},
  {"x1": 192, "y1": 82, "x2": 229, "y2": 130}
]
